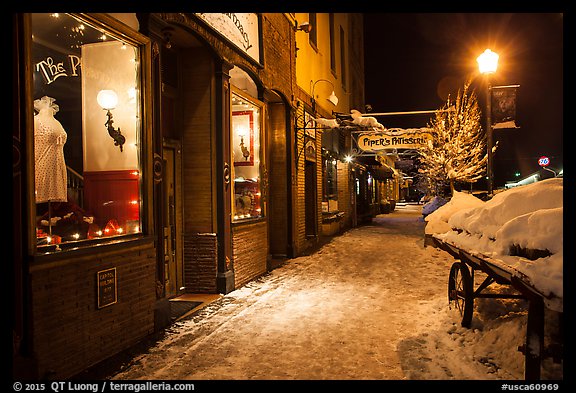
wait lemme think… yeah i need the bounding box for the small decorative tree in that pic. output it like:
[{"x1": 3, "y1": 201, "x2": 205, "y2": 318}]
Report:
[{"x1": 418, "y1": 82, "x2": 489, "y2": 197}]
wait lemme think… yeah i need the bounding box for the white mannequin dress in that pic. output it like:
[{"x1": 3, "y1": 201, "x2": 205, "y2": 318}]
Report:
[{"x1": 34, "y1": 96, "x2": 68, "y2": 203}]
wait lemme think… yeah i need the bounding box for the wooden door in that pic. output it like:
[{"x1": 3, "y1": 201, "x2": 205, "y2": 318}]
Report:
[{"x1": 162, "y1": 141, "x2": 183, "y2": 297}]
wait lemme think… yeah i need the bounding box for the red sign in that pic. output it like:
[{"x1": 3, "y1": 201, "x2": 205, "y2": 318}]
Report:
[{"x1": 538, "y1": 156, "x2": 550, "y2": 167}]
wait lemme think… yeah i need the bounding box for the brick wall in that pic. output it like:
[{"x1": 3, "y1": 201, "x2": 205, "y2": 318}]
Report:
[
  {"x1": 316, "y1": 133, "x2": 324, "y2": 235},
  {"x1": 29, "y1": 240, "x2": 156, "y2": 379},
  {"x1": 232, "y1": 221, "x2": 268, "y2": 288},
  {"x1": 183, "y1": 232, "x2": 218, "y2": 293},
  {"x1": 178, "y1": 46, "x2": 220, "y2": 294},
  {"x1": 158, "y1": 13, "x2": 296, "y2": 288},
  {"x1": 292, "y1": 102, "x2": 325, "y2": 256},
  {"x1": 338, "y1": 162, "x2": 353, "y2": 230},
  {"x1": 180, "y1": 48, "x2": 216, "y2": 234},
  {"x1": 294, "y1": 108, "x2": 305, "y2": 255},
  {"x1": 267, "y1": 102, "x2": 290, "y2": 258},
  {"x1": 259, "y1": 14, "x2": 295, "y2": 94}
]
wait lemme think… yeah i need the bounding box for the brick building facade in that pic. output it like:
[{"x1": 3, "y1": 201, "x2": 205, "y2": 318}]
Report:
[{"x1": 12, "y1": 12, "x2": 369, "y2": 379}]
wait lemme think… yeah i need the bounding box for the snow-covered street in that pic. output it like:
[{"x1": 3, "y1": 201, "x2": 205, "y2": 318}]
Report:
[{"x1": 94, "y1": 204, "x2": 562, "y2": 381}]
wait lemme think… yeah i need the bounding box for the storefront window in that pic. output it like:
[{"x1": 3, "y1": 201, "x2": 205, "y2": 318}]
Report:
[
  {"x1": 322, "y1": 150, "x2": 338, "y2": 213},
  {"x1": 368, "y1": 174, "x2": 376, "y2": 203},
  {"x1": 231, "y1": 92, "x2": 263, "y2": 221},
  {"x1": 31, "y1": 13, "x2": 143, "y2": 252}
]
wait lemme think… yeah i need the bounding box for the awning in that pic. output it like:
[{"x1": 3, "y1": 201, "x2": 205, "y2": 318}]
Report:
[
  {"x1": 370, "y1": 166, "x2": 394, "y2": 180},
  {"x1": 354, "y1": 155, "x2": 380, "y2": 166},
  {"x1": 354, "y1": 156, "x2": 394, "y2": 180}
]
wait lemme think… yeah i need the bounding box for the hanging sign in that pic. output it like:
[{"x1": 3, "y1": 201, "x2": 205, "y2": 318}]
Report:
[
  {"x1": 305, "y1": 136, "x2": 317, "y2": 161},
  {"x1": 355, "y1": 128, "x2": 433, "y2": 152},
  {"x1": 491, "y1": 85, "x2": 520, "y2": 129},
  {"x1": 195, "y1": 13, "x2": 261, "y2": 63}
]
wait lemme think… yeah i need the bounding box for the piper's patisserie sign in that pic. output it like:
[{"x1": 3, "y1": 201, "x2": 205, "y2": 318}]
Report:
[{"x1": 356, "y1": 129, "x2": 433, "y2": 151}]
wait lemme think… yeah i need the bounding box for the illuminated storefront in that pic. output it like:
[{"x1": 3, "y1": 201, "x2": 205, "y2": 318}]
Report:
[
  {"x1": 140, "y1": 12, "x2": 279, "y2": 295},
  {"x1": 13, "y1": 13, "x2": 154, "y2": 379},
  {"x1": 31, "y1": 13, "x2": 145, "y2": 251},
  {"x1": 231, "y1": 90, "x2": 264, "y2": 222}
]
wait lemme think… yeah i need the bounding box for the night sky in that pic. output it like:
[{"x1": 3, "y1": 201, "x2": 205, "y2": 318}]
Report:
[{"x1": 363, "y1": 13, "x2": 563, "y2": 187}]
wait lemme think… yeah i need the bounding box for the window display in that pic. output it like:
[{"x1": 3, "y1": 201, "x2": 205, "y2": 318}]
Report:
[
  {"x1": 34, "y1": 96, "x2": 68, "y2": 203},
  {"x1": 322, "y1": 150, "x2": 338, "y2": 213},
  {"x1": 231, "y1": 92, "x2": 263, "y2": 221},
  {"x1": 32, "y1": 13, "x2": 143, "y2": 252}
]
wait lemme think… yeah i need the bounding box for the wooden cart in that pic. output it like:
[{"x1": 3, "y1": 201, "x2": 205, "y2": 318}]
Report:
[{"x1": 428, "y1": 235, "x2": 563, "y2": 380}]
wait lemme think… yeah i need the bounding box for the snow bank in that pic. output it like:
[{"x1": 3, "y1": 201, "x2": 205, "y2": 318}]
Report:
[
  {"x1": 422, "y1": 195, "x2": 448, "y2": 217},
  {"x1": 427, "y1": 178, "x2": 563, "y2": 308},
  {"x1": 424, "y1": 192, "x2": 484, "y2": 235},
  {"x1": 448, "y1": 178, "x2": 563, "y2": 240}
]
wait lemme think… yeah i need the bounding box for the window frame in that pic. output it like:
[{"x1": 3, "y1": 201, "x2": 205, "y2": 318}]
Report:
[
  {"x1": 24, "y1": 13, "x2": 153, "y2": 256},
  {"x1": 322, "y1": 153, "x2": 338, "y2": 206},
  {"x1": 230, "y1": 85, "x2": 266, "y2": 224},
  {"x1": 308, "y1": 13, "x2": 318, "y2": 50},
  {"x1": 329, "y1": 13, "x2": 336, "y2": 73},
  {"x1": 339, "y1": 26, "x2": 347, "y2": 90}
]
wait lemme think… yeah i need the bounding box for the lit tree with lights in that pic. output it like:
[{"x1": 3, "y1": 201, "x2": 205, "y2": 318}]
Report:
[{"x1": 418, "y1": 82, "x2": 490, "y2": 197}]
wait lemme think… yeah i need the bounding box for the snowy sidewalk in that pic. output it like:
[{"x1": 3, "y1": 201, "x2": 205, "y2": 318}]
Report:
[{"x1": 94, "y1": 205, "x2": 561, "y2": 381}]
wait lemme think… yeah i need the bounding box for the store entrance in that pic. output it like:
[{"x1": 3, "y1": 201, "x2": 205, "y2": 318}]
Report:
[{"x1": 163, "y1": 141, "x2": 184, "y2": 297}]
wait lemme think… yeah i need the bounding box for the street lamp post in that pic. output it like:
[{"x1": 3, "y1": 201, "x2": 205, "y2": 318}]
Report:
[
  {"x1": 477, "y1": 49, "x2": 499, "y2": 195},
  {"x1": 310, "y1": 79, "x2": 339, "y2": 113}
]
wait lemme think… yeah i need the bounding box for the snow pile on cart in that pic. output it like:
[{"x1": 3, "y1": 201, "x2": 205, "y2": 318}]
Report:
[{"x1": 425, "y1": 178, "x2": 563, "y2": 311}]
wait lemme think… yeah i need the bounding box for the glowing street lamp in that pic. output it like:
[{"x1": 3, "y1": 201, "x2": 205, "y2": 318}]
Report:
[
  {"x1": 477, "y1": 49, "x2": 499, "y2": 74},
  {"x1": 477, "y1": 49, "x2": 499, "y2": 194}
]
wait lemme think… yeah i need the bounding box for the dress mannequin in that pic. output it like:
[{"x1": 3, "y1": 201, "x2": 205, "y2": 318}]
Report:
[{"x1": 34, "y1": 96, "x2": 68, "y2": 203}]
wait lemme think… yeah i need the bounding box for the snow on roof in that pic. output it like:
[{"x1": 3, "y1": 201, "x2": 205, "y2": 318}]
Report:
[{"x1": 425, "y1": 178, "x2": 563, "y2": 310}]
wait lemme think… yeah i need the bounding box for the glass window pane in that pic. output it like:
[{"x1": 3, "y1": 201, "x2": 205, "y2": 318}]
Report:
[
  {"x1": 31, "y1": 13, "x2": 142, "y2": 252},
  {"x1": 232, "y1": 93, "x2": 262, "y2": 221},
  {"x1": 322, "y1": 151, "x2": 338, "y2": 213}
]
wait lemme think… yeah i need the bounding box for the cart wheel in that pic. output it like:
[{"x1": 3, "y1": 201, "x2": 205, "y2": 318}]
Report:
[{"x1": 448, "y1": 262, "x2": 473, "y2": 328}]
